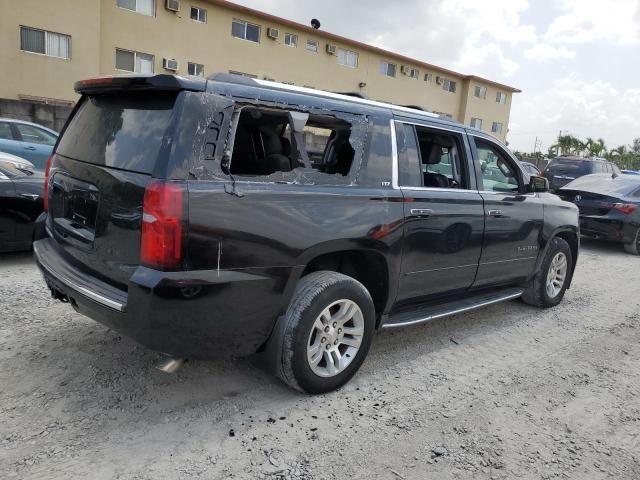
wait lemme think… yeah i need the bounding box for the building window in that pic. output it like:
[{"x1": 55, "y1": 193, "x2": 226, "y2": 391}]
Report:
[
  {"x1": 470, "y1": 118, "x2": 483, "y2": 129},
  {"x1": 188, "y1": 62, "x2": 204, "y2": 77},
  {"x1": 190, "y1": 6, "x2": 207, "y2": 23},
  {"x1": 491, "y1": 122, "x2": 503, "y2": 134},
  {"x1": 115, "y1": 48, "x2": 154, "y2": 73},
  {"x1": 231, "y1": 19, "x2": 260, "y2": 43},
  {"x1": 424, "y1": 73, "x2": 433, "y2": 82},
  {"x1": 379, "y1": 61, "x2": 396, "y2": 77},
  {"x1": 20, "y1": 26, "x2": 71, "y2": 59},
  {"x1": 337, "y1": 48, "x2": 358, "y2": 68},
  {"x1": 474, "y1": 85, "x2": 487, "y2": 99},
  {"x1": 116, "y1": 0, "x2": 155, "y2": 16},
  {"x1": 496, "y1": 91, "x2": 507, "y2": 104},
  {"x1": 442, "y1": 78, "x2": 456, "y2": 93},
  {"x1": 306, "y1": 39, "x2": 318, "y2": 53},
  {"x1": 229, "y1": 70, "x2": 258, "y2": 78},
  {"x1": 284, "y1": 33, "x2": 298, "y2": 47},
  {"x1": 406, "y1": 67, "x2": 419, "y2": 79}
]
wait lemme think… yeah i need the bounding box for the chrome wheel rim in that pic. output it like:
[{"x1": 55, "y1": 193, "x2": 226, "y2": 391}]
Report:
[
  {"x1": 307, "y1": 299, "x2": 364, "y2": 378},
  {"x1": 546, "y1": 252, "x2": 568, "y2": 298}
]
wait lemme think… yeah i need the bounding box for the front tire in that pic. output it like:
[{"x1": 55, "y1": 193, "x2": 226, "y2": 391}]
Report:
[
  {"x1": 278, "y1": 271, "x2": 375, "y2": 394},
  {"x1": 521, "y1": 237, "x2": 573, "y2": 308},
  {"x1": 623, "y1": 227, "x2": 640, "y2": 255}
]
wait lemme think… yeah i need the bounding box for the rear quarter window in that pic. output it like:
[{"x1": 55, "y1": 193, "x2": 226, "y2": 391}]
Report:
[{"x1": 56, "y1": 93, "x2": 177, "y2": 174}]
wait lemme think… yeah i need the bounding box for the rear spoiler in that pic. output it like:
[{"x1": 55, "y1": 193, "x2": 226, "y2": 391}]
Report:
[{"x1": 75, "y1": 74, "x2": 207, "y2": 94}]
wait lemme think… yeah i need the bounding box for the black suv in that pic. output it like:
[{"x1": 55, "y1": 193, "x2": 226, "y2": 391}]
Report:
[
  {"x1": 34, "y1": 74, "x2": 580, "y2": 393},
  {"x1": 544, "y1": 156, "x2": 621, "y2": 191}
]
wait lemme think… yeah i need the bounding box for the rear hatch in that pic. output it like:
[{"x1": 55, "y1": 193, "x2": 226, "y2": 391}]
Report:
[
  {"x1": 544, "y1": 159, "x2": 592, "y2": 189},
  {"x1": 48, "y1": 90, "x2": 180, "y2": 288}
]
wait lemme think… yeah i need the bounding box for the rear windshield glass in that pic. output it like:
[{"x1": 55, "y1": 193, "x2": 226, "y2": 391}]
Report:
[
  {"x1": 546, "y1": 159, "x2": 594, "y2": 175},
  {"x1": 56, "y1": 93, "x2": 177, "y2": 174}
]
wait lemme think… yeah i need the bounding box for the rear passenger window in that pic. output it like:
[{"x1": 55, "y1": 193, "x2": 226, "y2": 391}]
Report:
[
  {"x1": 0, "y1": 122, "x2": 13, "y2": 140},
  {"x1": 228, "y1": 105, "x2": 366, "y2": 183},
  {"x1": 396, "y1": 122, "x2": 468, "y2": 189},
  {"x1": 475, "y1": 139, "x2": 521, "y2": 193}
]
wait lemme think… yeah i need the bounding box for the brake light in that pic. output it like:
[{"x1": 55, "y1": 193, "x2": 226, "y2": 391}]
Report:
[
  {"x1": 613, "y1": 203, "x2": 637, "y2": 214},
  {"x1": 141, "y1": 180, "x2": 185, "y2": 269},
  {"x1": 43, "y1": 155, "x2": 53, "y2": 211},
  {"x1": 600, "y1": 202, "x2": 637, "y2": 214}
]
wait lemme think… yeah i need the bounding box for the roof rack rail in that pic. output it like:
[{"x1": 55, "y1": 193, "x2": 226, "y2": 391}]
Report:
[
  {"x1": 400, "y1": 104, "x2": 425, "y2": 111},
  {"x1": 333, "y1": 91, "x2": 369, "y2": 99}
]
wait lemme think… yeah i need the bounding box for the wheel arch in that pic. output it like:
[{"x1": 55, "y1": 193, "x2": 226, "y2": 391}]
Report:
[{"x1": 536, "y1": 227, "x2": 579, "y2": 288}]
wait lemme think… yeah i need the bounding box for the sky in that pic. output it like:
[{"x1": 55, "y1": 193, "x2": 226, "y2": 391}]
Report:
[{"x1": 231, "y1": 0, "x2": 640, "y2": 153}]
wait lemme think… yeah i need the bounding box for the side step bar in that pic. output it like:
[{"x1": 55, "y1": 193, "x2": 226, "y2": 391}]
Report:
[{"x1": 381, "y1": 287, "x2": 524, "y2": 329}]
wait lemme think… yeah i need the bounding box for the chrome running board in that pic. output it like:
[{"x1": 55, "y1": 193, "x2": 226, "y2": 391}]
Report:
[{"x1": 382, "y1": 287, "x2": 524, "y2": 329}]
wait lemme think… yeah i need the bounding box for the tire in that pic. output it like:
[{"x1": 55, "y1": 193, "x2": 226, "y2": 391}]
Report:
[
  {"x1": 521, "y1": 237, "x2": 573, "y2": 308},
  {"x1": 623, "y1": 228, "x2": 640, "y2": 255},
  {"x1": 278, "y1": 271, "x2": 375, "y2": 394}
]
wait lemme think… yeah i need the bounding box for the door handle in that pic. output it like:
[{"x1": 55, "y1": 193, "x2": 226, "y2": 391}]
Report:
[
  {"x1": 20, "y1": 193, "x2": 40, "y2": 201},
  {"x1": 24, "y1": 146, "x2": 37, "y2": 151},
  {"x1": 410, "y1": 208, "x2": 433, "y2": 217},
  {"x1": 488, "y1": 209, "x2": 504, "y2": 217}
]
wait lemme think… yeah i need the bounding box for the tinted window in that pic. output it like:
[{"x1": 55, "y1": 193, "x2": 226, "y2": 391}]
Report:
[
  {"x1": 15, "y1": 124, "x2": 57, "y2": 145},
  {"x1": 0, "y1": 122, "x2": 14, "y2": 140},
  {"x1": 396, "y1": 123, "x2": 421, "y2": 187},
  {"x1": 546, "y1": 159, "x2": 592, "y2": 176},
  {"x1": 57, "y1": 93, "x2": 177, "y2": 174},
  {"x1": 475, "y1": 139, "x2": 520, "y2": 193}
]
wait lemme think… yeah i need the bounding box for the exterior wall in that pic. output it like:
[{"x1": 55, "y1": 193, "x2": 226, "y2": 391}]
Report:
[
  {"x1": 0, "y1": 0, "x2": 101, "y2": 103},
  {"x1": 0, "y1": 0, "x2": 516, "y2": 142}
]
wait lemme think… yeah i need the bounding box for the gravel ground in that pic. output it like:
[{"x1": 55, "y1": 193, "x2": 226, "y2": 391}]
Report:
[{"x1": 1, "y1": 238, "x2": 639, "y2": 480}]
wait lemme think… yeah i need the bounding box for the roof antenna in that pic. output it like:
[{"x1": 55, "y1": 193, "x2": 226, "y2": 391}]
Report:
[{"x1": 311, "y1": 18, "x2": 321, "y2": 29}]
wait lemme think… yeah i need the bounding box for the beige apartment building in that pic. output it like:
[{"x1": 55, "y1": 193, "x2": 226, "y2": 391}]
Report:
[{"x1": 0, "y1": 0, "x2": 520, "y2": 141}]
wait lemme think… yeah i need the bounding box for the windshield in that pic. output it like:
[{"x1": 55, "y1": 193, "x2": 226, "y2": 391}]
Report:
[{"x1": 56, "y1": 93, "x2": 178, "y2": 174}]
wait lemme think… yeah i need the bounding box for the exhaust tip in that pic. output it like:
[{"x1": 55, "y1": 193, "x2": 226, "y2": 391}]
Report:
[{"x1": 155, "y1": 355, "x2": 185, "y2": 374}]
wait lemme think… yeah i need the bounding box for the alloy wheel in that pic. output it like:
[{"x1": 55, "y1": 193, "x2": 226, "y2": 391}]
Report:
[
  {"x1": 306, "y1": 299, "x2": 365, "y2": 378},
  {"x1": 545, "y1": 252, "x2": 568, "y2": 298}
]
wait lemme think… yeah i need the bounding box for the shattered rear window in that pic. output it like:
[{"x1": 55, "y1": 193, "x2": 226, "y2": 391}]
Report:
[{"x1": 227, "y1": 105, "x2": 367, "y2": 185}]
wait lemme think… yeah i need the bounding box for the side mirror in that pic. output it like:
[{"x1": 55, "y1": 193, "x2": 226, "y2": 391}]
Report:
[{"x1": 528, "y1": 175, "x2": 549, "y2": 193}]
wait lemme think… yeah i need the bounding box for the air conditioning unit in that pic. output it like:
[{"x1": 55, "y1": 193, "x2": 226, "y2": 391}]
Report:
[
  {"x1": 163, "y1": 58, "x2": 179, "y2": 71},
  {"x1": 436, "y1": 76, "x2": 443, "y2": 85},
  {"x1": 326, "y1": 44, "x2": 337, "y2": 55},
  {"x1": 400, "y1": 65, "x2": 408, "y2": 75},
  {"x1": 166, "y1": 0, "x2": 180, "y2": 12},
  {"x1": 266, "y1": 27, "x2": 279, "y2": 40}
]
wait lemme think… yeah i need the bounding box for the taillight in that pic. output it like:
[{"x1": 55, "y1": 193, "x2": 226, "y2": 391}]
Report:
[
  {"x1": 600, "y1": 202, "x2": 637, "y2": 214},
  {"x1": 140, "y1": 180, "x2": 185, "y2": 269},
  {"x1": 612, "y1": 203, "x2": 637, "y2": 215},
  {"x1": 43, "y1": 154, "x2": 53, "y2": 211}
]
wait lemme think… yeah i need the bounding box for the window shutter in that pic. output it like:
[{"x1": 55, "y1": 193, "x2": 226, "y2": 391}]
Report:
[{"x1": 20, "y1": 27, "x2": 45, "y2": 54}]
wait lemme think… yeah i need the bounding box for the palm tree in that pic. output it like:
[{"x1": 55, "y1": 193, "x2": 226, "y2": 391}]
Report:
[
  {"x1": 552, "y1": 134, "x2": 575, "y2": 156},
  {"x1": 596, "y1": 138, "x2": 607, "y2": 157}
]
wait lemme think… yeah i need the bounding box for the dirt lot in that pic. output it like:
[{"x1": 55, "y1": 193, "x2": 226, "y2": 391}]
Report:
[{"x1": 1, "y1": 239, "x2": 639, "y2": 480}]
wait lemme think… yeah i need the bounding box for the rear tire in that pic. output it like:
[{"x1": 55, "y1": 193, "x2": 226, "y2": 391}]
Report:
[
  {"x1": 521, "y1": 237, "x2": 572, "y2": 308},
  {"x1": 623, "y1": 228, "x2": 640, "y2": 255},
  {"x1": 278, "y1": 271, "x2": 375, "y2": 394}
]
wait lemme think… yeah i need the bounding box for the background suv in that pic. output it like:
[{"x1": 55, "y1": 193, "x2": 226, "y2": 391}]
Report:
[{"x1": 543, "y1": 156, "x2": 621, "y2": 191}]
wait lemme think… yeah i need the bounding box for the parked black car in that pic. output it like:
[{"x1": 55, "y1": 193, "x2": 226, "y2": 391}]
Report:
[
  {"x1": 34, "y1": 74, "x2": 580, "y2": 393},
  {"x1": 543, "y1": 156, "x2": 621, "y2": 191},
  {"x1": 0, "y1": 162, "x2": 44, "y2": 252},
  {"x1": 558, "y1": 173, "x2": 640, "y2": 254}
]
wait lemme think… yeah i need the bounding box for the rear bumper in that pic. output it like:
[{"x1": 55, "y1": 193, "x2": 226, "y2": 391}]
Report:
[
  {"x1": 579, "y1": 216, "x2": 637, "y2": 243},
  {"x1": 34, "y1": 237, "x2": 293, "y2": 359}
]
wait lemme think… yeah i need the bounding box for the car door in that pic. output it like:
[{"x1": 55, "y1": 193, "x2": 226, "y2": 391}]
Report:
[
  {"x1": 13, "y1": 123, "x2": 57, "y2": 171},
  {"x1": 470, "y1": 135, "x2": 543, "y2": 287},
  {"x1": 395, "y1": 120, "x2": 484, "y2": 303},
  {"x1": 0, "y1": 121, "x2": 23, "y2": 157}
]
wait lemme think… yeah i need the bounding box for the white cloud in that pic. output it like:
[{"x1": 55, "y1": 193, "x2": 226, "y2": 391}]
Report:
[
  {"x1": 544, "y1": 0, "x2": 640, "y2": 45},
  {"x1": 508, "y1": 73, "x2": 640, "y2": 151},
  {"x1": 524, "y1": 44, "x2": 576, "y2": 61}
]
